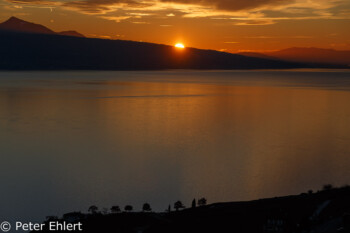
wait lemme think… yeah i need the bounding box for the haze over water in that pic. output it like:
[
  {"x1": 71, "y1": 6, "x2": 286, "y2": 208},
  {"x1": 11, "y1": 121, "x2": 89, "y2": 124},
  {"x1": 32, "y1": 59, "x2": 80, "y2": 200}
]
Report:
[{"x1": 1, "y1": 70, "x2": 350, "y2": 223}]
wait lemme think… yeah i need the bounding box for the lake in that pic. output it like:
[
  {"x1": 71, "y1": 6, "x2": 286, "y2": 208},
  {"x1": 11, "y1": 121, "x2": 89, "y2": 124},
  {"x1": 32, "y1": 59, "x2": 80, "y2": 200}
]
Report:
[{"x1": 1, "y1": 70, "x2": 350, "y2": 224}]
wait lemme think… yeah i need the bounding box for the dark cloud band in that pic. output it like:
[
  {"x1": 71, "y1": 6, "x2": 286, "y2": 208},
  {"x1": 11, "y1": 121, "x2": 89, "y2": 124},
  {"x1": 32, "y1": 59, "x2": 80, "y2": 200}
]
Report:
[
  {"x1": 6, "y1": 0, "x2": 294, "y2": 13},
  {"x1": 159, "y1": 0, "x2": 292, "y2": 11}
]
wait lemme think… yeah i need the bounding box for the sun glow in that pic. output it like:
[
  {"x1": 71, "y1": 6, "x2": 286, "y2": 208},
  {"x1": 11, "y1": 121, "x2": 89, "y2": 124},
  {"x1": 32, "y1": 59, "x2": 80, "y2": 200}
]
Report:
[{"x1": 175, "y1": 43, "x2": 185, "y2": 49}]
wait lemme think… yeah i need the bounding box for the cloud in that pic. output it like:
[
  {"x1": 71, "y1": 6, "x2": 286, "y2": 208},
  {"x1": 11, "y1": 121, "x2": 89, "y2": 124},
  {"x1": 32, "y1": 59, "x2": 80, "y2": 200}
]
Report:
[
  {"x1": 245, "y1": 35, "x2": 313, "y2": 39},
  {"x1": 62, "y1": 0, "x2": 149, "y2": 14},
  {"x1": 5, "y1": 0, "x2": 60, "y2": 6},
  {"x1": 4, "y1": 0, "x2": 329, "y2": 14},
  {"x1": 158, "y1": 0, "x2": 291, "y2": 12},
  {"x1": 101, "y1": 15, "x2": 131, "y2": 22},
  {"x1": 131, "y1": 21, "x2": 150, "y2": 23},
  {"x1": 234, "y1": 19, "x2": 275, "y2": 25},
  {"x1": 4, "y1": 0, "x2": 151, "y2": 14},
  {"x1": 4, "y1": 0, "x2": 350, "y2": 23}
]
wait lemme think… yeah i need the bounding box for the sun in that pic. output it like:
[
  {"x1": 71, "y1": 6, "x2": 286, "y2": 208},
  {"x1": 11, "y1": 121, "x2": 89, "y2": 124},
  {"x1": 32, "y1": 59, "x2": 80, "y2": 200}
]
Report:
[{"x1": 175, "y1": 43, "x2": 185, "y2": 49}]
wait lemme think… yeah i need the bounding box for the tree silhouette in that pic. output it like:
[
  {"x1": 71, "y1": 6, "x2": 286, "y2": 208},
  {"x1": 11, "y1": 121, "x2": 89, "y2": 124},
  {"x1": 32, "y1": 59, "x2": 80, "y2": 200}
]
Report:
[
  {"x1": 323, "y1": 184, "x2": 333, "y2": 191},
  {"x1": 88, "y1": 205, "x2": 98, "y2": 214},
  {"x1": 192, "y1": 198, "x2": 196, "y2": 208},
  {"x1": 142, "y1": 203, "x2": 152, "y2": 212},
  {"x1": 198, "y1": 198, "x2": 207, "y2": 206},
  {"x1": 167, "y1": 205, "x2": 171, "y2": 213},
  {"x1": 124, "y1": 205, "x2": 133, "y2": 212},
  {"x1": 110, "y1": 206, "x2": 121, "y2": 213},
  {"x1": 174, "y1": 201, "x2": 185, "y2": 211}
]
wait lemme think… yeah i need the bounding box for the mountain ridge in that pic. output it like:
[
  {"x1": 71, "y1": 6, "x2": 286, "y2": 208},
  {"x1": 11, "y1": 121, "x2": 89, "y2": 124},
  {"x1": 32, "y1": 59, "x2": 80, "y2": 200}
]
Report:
[
  {"x1": 0, "y1": 30, "x2": 309, "y2": 70},
  {"x1": 0, "y1": 16, "x2": 84, "y2": 37},
  {"x1": 238, "y1": 47, "x2": 350, "y2": 66},
  {"x1": 1, "y1": 17, "x2": 349, "y2": 67},
  {"x1": 0, "y1": 17, "x2": 347, "y2": 70}
]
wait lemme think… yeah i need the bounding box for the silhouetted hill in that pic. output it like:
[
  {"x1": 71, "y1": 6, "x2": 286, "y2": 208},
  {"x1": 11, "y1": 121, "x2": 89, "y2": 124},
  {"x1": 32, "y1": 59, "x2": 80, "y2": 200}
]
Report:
[
  {"x1": 269, "y1": 47, "x2": 350, "y2": 66},
  {"x1": 33, "y1": 186, "x2": 350, "y2": 233},
  {"x1": 58, "y1": 30, "x2": 85, "y2": 38},
  {"x1": 239, "y1": 47, "x2": 350, "y2": 66},
  {"x1": 0, "y1": 17, "x2": 84, "y2": 37},
  {"x1": 0, "y1": 29, "x2": 336, "y2": 70},
  {"x1": 0, "y1": 17, "x2": 347, "y2": 70},
  {"x1": 0, "y1": 16, "x2": 55, "y2": 34},
  {"x1": 238, "y1": 52, "x2": 277, "y2": 60},
  {"x1": 1, "y1": 17, "x2": 348, "y2": 70}
]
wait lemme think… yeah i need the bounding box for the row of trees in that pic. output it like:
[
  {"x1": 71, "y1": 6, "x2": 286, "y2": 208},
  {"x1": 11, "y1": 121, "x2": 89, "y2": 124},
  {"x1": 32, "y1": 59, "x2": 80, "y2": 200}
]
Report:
[
  {"x1": 88, "y1": 203, "x2": 151, "y2": 214},
  {"x1": 173, "y1": 197, "x2": 207, "y2": 211},
  {"x1": 88, "y1": 198, "x2": 207, "y2": 214}
]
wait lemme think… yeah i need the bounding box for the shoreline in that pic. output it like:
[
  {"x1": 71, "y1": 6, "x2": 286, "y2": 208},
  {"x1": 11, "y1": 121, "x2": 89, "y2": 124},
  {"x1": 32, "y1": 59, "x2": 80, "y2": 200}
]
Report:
[{"x1": 33, "y1": 186, "x2": 350, "y2": 233}]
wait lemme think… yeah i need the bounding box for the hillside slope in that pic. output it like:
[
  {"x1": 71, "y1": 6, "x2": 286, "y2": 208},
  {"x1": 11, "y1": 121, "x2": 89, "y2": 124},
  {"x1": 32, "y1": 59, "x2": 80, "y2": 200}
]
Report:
[{"x1": 0, "y1": 30, "x2": 306, "y2": 70}]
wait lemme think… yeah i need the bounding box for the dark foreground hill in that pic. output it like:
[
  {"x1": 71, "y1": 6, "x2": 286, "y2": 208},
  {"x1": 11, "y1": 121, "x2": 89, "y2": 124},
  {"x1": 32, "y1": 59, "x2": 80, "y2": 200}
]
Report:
[
  {"x1": 0, "y1": 29, "x2": 309, "y2": 70},
  {"x1": 34, "y1": 186, "x2": 350, "y2": 233}
]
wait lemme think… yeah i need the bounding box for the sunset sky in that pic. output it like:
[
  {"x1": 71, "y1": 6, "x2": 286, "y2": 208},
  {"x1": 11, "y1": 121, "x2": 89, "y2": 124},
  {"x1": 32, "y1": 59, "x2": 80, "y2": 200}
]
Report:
[{"x1": 0, "y1": 0, "x2": 350, "y2": 52}]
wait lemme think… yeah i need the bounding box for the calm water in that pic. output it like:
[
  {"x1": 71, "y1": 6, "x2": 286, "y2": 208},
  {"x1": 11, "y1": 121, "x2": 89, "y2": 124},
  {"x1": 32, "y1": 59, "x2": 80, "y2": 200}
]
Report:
[{"x1": 1, "y1": 70, "x2": 350, "y2": 223}]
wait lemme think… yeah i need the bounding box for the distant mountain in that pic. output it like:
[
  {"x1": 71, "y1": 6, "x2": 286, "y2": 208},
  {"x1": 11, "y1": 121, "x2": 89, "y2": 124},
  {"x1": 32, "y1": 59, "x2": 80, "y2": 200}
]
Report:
[
  {"x1": 0, "y1": 17, "x2": 84, "y2": 37},
  {"x1": 0, "y1": 30, "x2": 312, "y2": 70},
  {"x1": 0, "y1": 16, "x2": 55, "y2": 34},
  {"x1": 1, "y1": 17, "x2": 348, "y2": 69},
  {"x1": 0, "y1": 17, "x2": 346, "y2": 70},
  {"x1": 239, "y1": 47, "x2": 350, "y2": 66},
  {"x1": 58, "y1": 30, "x2": 85, "y2": 38},
  {"x1": 237, "y1": 52, "x2": 278, "y2": 60}
]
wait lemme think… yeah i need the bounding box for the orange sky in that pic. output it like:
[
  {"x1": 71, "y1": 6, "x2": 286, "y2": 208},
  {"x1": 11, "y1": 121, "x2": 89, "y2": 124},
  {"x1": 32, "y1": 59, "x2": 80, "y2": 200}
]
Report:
[{"x1": 0, "y1": 0, "x2": 350, "y2": 52}]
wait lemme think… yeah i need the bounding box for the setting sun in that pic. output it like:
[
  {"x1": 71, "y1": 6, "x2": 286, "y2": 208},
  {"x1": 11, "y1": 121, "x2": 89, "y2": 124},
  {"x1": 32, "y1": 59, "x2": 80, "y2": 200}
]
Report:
[{"x1": 175, "y1": 43, "x2": 185, "y2": 49}]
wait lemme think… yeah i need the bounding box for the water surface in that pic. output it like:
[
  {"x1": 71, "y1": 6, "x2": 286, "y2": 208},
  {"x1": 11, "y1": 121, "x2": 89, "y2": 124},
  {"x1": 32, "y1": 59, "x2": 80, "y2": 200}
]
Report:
[{"x1": 1, "y1": 70, "x2": 350, "y2": 223}]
